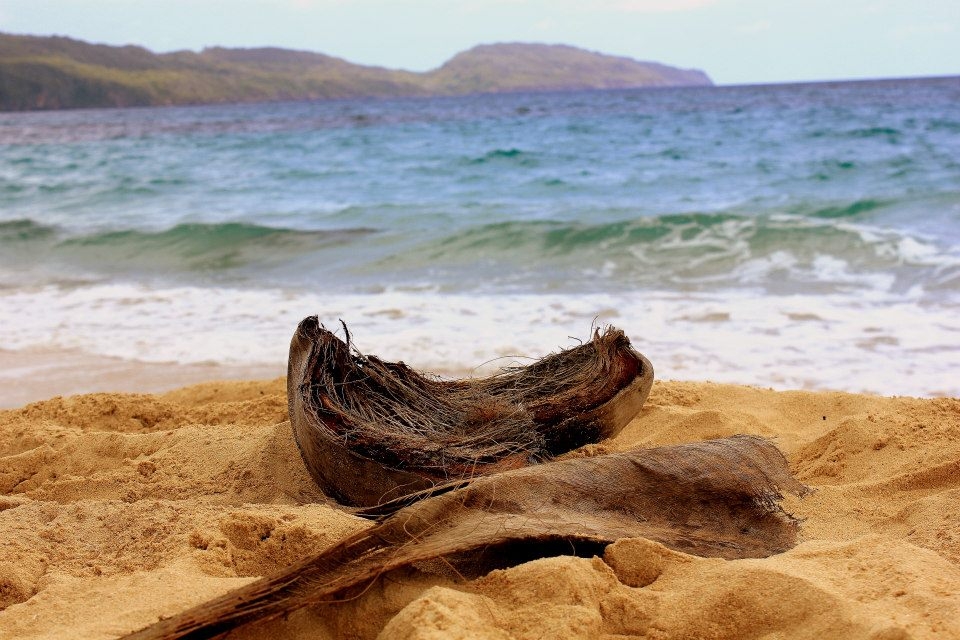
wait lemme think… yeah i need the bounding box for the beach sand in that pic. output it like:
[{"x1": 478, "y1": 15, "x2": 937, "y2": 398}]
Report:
[
  {"x1": 1, "y1": 378, "x2": 958, "y2": 639},
  {"x1": 0, "y1": 349, "x2": 284, "y2": 410}
]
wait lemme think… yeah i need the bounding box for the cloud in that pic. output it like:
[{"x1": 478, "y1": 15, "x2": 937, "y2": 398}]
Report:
[
  {"x1": 534, "y1": 17, "x2": 559, "y2": 31},
  {"x1": 257, "y1": 0, "x2": 722, "y2": 12},
  {"x1": 893, "y1": 23, "x2": 955, "y2": 38},
  {"x1": 595, "y1": 0, "x2": 719, "y2": 12},
  {"x1": 287, "y1": 0, "x2": 335, "y2": 7},
  {"x1": 737, "y1": 19, "x2": 771, "y2": 34}
]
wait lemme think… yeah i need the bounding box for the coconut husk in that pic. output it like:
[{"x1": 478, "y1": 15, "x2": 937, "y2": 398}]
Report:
[
  {"x1": 121, "y1": 435, "x2": 808, "y2": 640},
  {"x1": 287, "y1": 317, "x2": 655, "y2": 507}
]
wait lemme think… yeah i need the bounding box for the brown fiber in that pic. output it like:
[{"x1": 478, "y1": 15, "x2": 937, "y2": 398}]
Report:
[
  {"x1": 118, "y1": 322, "x2": 809, "y2": 639},
  {"x1": 287, "y1": 318, "x2": 655, "y2": 506},
  {"x1": 122, "y1": 435, "x2": 807, "y2": 640}
]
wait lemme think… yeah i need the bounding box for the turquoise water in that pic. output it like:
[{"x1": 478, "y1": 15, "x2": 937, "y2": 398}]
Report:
[{"x1": 1, "y1": 77, "x2": 959, "y2": 395}]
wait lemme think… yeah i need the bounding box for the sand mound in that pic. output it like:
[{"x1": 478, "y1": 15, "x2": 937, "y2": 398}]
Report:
[{"x1": 1, "y1": 379, "x2": 958, "y2": 639}]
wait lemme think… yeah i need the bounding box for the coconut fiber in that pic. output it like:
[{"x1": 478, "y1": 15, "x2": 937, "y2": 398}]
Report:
[{"x1": 122, "y1": 323, "x2": 807, "y2": 640}]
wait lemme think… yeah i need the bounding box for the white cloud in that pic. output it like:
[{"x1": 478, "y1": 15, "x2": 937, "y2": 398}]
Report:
[
  {"x1": 595, "y1": 0, "x2": 719, "y2": 12},
  {"x1": 534, "y1": 17, "x2": 559, "y2": 32},
  {"x1": 290, "y1": 0, "x2": 337, "y2": 7},
  {"x1": 242, "y1": 0, "x2": 722, "y2": 13},
  {"x1": 893, "y1": 23, "x2": 955, "y2": 38},
  {"x1": 386, "y1": 0, "x2": 723, "y2": 12},
  {"x1": 737, "y1": 19, "x2": 771, "y2": 34}
]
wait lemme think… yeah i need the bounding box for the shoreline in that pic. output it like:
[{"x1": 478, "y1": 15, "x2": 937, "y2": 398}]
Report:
[
  {"x1": 2, "y1": 344, "x2": 952, "y2": 411},
  {"x1": 0, "y1": 348, "x2": 284, "y2": 409},
  {"x1": 0, "y1": 377, "x2": 957, "y2": 638}
]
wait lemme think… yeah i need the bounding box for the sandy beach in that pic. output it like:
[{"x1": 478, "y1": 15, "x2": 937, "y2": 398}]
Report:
[
  {"x1": 3, "y1": 19, "x2": 958, "y2": 640},
  {"x1": 1, "y1": 377, "x2": 957, "y2": 639}
]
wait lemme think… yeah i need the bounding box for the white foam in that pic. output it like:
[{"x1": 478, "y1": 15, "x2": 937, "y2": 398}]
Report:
[
  {"x1": 842, "y1": 221, "x2": 960, "y2": 268},
  {"x1": 731, "y1": 250, "x2": 797, "y2": 283},
  {"x1": 1, "y1": 283, "x2": 958, "y2": 398}
]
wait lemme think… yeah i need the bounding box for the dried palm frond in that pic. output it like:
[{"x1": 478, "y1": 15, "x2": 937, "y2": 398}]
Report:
[{"x1": 122, "y1": 435, "x2": 808, "y2": 640}]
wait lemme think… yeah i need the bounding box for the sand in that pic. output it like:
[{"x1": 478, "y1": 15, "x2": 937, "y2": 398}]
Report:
[
  {"x1": 1, "y1": 378, "x2": 958, "y2": 639},
  {"x1": 0, "y1": 348, "x2": 284, "y2": 409}
]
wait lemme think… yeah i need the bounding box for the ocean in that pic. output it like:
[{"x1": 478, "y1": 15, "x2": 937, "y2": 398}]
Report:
[{"x1": 1, "y1": 76, "x2": 959, "y2": 398}]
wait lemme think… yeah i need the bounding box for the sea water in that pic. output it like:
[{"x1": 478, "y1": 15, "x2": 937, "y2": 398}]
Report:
[{"x1": 1, "y1": 77, "x2": 958, "y2": 396}]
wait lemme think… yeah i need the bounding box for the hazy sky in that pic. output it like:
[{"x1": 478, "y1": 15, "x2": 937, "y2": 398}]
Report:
[{"x1": 2, "y1": 0, "x2": 957, "y2": 84}]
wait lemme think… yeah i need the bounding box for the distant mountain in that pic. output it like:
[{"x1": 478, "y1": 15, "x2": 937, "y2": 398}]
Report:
[
  {"x1": 0, "y1": 34, "x2": 712, "y2": 111},
  {"x1": 426, "y1": 43, "x2": 710, "y2": 93}
]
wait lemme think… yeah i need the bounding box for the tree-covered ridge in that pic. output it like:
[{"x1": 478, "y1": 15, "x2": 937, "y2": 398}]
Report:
[{"x1": 0, "y1": 33, "x2": 712, "y2": 111}]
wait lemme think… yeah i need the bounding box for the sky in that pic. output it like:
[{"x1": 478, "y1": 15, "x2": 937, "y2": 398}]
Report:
[{"x1": 1, "y1": 0, "x2": 957, "y2": 85}]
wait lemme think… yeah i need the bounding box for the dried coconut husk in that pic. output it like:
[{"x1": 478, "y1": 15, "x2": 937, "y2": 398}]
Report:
[
  {"x1": 122, "y1": 435, "x2": 808, "y2": 640},
  {"x1": 287, "y1": 317, "x2": 655, "y2": 507}
]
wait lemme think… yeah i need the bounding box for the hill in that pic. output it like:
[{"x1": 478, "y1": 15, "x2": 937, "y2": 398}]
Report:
[
  {"x1": 425, "y1": 43, "x2": 710, "y2": 93},
  {"x1": 0, "y1": 34, "x2": 712, "y2": 111}
]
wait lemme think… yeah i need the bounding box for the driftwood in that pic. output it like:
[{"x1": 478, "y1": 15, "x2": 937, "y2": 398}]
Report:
[
  {"x1": 287, "y1": 318, "x2": 655, "y2": 506},
  {"x1": 123, "y1": 435, "x2": 807, "y2": 640}
]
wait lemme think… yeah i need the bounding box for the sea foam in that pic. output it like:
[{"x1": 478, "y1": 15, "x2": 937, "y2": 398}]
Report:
[{"x1": 1, "y1": 283, "x2": 956, "y2": 398}]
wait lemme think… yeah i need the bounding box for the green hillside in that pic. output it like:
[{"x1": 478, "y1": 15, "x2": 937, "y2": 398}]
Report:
[{"x1": 0, "y1": 34, "x2": 712, "y2": 111}]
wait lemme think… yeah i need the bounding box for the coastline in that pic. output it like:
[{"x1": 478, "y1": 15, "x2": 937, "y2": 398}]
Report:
[
  {"x1": 0, "y1": 348, "x2": 284, "y2": 409},
  {"x1": 1, "y1": 377, "x2": 957, "y2": 639}
]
